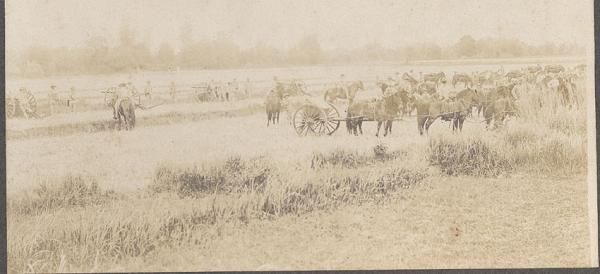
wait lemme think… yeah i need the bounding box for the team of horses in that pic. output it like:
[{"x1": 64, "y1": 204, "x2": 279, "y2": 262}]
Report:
[{"x1": 265, "y1": 63, "x2": 584, "y2": 136}]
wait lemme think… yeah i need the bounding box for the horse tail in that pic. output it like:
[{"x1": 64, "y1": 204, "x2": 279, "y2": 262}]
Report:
[{"x1": 323, "y1": 89, "x2": 329, "y2": 101}]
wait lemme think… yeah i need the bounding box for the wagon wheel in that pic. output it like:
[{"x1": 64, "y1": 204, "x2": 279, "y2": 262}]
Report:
[
  {"x1": 321, "y1": 103, "x2": 341, "y2": 135},
  {"x1": 6, "y1": 97, "x2": 17, "y2": 118},
  {"x1": 293, "y1": 105, "x2": 326, "y2": 136}
]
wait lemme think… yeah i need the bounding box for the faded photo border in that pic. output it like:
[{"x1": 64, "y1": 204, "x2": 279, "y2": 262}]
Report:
[{"x1": 1, "y1": 0, "x2": 599, "y2": 273}]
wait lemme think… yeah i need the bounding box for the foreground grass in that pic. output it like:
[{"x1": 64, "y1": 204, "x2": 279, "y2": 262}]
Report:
[{"x1": 7, "y1": 148, "x2": 430, "y2": 273}]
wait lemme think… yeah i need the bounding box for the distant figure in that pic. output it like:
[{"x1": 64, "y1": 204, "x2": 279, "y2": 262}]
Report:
[
  {"x1": 127, "y1": 82, "x2": 140, "y2": 104},
  {"x1": 48, "y1": 85, "x2": 59, "y2": 114},
  {"x1": 225, "y1": 82, "x2": 231, "y2": 101},
  {"x1": 232, "y1": 78, "x2": 239, "y2": 97},
  {"x1": 144, "y1": 81, "x2": 152, "y2": 100},
  {"x1": 169, "y1": 81, "x2": 177, "y2": 102},
  {"x1": 437, "y1": 79, "x2": 453, "y2": 101},
  {"x1": 244, "y1": 78, "x2": 252, "y2": 97},
  {"x1": 67, "y1": 87, "x2": 77, "y2": 112}
]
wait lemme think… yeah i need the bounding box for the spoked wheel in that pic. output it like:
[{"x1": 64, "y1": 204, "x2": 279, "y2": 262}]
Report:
[
  {"x1": 292, "y1": 104, "x2": 341, "y2": 136},
  {"x1": 293, "y1": 105, "x2": 322, "y2": 136},
  {"x1": 6, "y1": 97, "x2": 17, "y2": 118},
  {"x1": 322, "y1": 103, "x2": 341, "y2": 135}
]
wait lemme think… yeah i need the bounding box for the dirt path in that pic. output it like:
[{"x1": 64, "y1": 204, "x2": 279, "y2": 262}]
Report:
[{"x1": 97, "y1": 174, "x2": 589, "y2": 271}]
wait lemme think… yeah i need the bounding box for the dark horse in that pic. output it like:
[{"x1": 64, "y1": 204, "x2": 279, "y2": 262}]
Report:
[
  {"x1": 346, "y1": 90, "x2": 405, "y2": 137},
  {"x1": 265, "y1": 91, "x2": 283, "y2": 127},
  {"x1": 415, "y1": 88, "x2": 479, "y2": 135},
  {"x1": 108, "y1": 92, "x2": 136, "y2": 130},
  {"x1": 423, "y1": 72, "x2": 447, "y2": 87},
  {"x1": 323, "y1": 81, "x2": 365, "y2": 104},
  {"x1": 479, "y1": 84, "x2": 518, "y2": 129},
  {"x1": 452, "y1": 73, "x2": 473, "y2": 88}
]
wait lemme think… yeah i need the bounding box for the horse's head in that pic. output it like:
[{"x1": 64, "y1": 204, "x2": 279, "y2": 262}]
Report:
[
  {"x1": 457, "y1": 88, "x2": 480, "y2": 107},
  {"x1": 356, "y1": 80, "x2": 364, "y2": 90}
]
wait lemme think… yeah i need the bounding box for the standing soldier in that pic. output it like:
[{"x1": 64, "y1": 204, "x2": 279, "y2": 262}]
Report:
[
  {"x1": 169, "y1": 81, "x2": 177, "y2": 102},
  {"x1": 244, "y1": 78, "x2": 252, "y2": 98},
  {"x1": 48, "y1": 85, "x2": 59, "y2": 114},
  {"x1": 232, "y1": 78, "x2": 239, "y2": 99},
  {"x1": 67, "y1": 87, "x2": 77, "y2": 112},
  {"x1": 144, "y1": 81, "x2": 153, "y2": 101},
  {"x1": 127, "y1": 82, "x2": 139, "y2": 105},
  {"x1": 225, "y1": 82, "x2": 231, "y2": 102}
]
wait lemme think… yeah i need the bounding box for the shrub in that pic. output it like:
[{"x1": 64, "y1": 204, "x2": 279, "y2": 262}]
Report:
[
  {"x1": 427, "y1": 134, "x2": 512, "y2": 176},
  {"x1": 151, "y1": 156, "x2": 272, "y2": 197},
  {"x1": 8, "y1": 174, "x2": 120, "y2": 216}
]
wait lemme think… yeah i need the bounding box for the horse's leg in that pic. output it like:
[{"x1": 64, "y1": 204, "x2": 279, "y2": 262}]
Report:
[
  {"x1": 384, "y1": 120, "x2": 392, "y2": 136},
  {"x1": 376, "y1": 121, "x2": 382, "y2": 137},
  {"x1": 267, "y1": 112, "x2": 271, "y2": 127},
  {"x1": 358, "y1": 119, "x2": 363, "y2": 135},
  {"x1": 417, "y1": 116, "x2": 426, "y2": 136},
  {"x1": 425, "y1": 117, "x2": 436, "y2": 134}
]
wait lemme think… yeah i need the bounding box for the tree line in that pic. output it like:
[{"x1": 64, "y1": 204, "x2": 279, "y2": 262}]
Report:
[{"x1": 7, "y1": 29, "x2": 584, "y2": 78}]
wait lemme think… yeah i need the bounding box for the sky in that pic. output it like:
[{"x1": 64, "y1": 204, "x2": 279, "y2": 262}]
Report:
[{"x1": 5, "y1": 0, "x2": 593, "y2": 52}]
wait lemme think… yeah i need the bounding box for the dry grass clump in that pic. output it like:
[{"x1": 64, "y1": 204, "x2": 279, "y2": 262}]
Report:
[
  {"x1": 310, "y1": 149, "x2": 369, "y2": 169},
  {"x1": 310, "y1": 144, "x2": 405, "y2": 169},
  {"x1": 150, "y1": 155, "x2": 273, "y2": 197},
  {"x1": 8, "y1": 174, "x2": 120, "y2": 216},
  {"x1": 427, "y1": 133, "x2": 513, "y2": 177},
  {"x1": 516, "y1": 83, "x2": 586, "y2": 136}
]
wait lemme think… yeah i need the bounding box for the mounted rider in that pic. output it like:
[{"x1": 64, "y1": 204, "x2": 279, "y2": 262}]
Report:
[
  {"x1": 336, "y1": 74, "x2": 350, "y2": 99},
  {"x1": 273, "y1": 76, "x2": 285, "y2": 97},
  {"x1": 437, "y1": 78, "x2": 454, "y2": 102}
]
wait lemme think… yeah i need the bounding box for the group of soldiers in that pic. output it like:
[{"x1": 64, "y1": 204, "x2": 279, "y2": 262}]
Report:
[
  {"x1": 203, "y1": 78, "x2": 252, "y2": 102},
  {"x1": 7, "y1": 85, "x2": 79, "y2": 119}
]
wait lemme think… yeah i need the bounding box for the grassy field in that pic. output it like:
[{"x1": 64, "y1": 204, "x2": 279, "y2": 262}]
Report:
[{"x1": 5, "y1": 62, "x2": 593, "y2": 272}]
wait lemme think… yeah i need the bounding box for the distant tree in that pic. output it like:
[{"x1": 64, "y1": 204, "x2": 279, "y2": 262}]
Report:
[{"x1": 455, "y1": 35, "x2": 478, "y2": 58}]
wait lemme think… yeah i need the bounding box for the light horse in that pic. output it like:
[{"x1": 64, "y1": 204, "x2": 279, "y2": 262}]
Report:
[{"x1": 323, "y1": 81, "x2": 365, "y2": 105}]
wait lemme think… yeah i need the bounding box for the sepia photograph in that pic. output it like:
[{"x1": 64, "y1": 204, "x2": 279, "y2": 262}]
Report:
[{"x1": 4, "y1": 0, "x2": 598, "y2": 272}]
